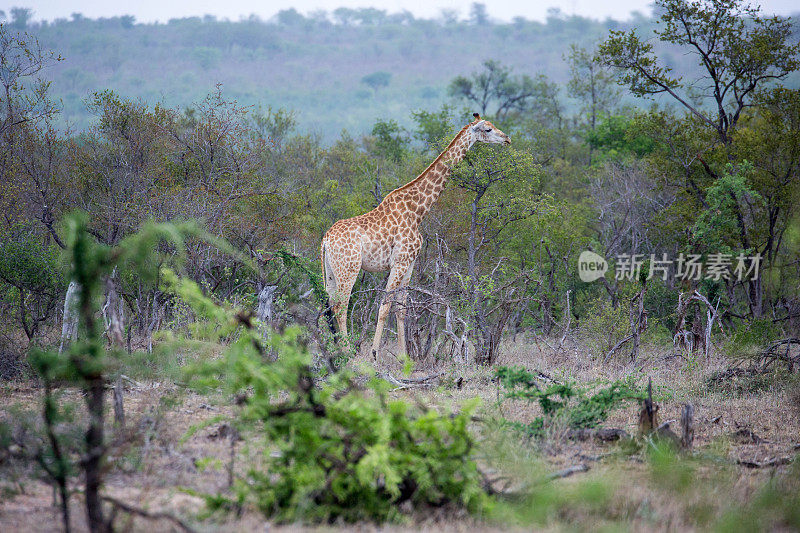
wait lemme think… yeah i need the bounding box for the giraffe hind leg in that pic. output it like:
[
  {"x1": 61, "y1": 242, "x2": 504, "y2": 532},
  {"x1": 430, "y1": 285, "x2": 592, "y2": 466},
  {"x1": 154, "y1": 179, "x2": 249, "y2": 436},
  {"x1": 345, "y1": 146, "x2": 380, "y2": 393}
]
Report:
[
  {"x1": 320, "y1": 243, "x2": 338, "y2": 335},
  {"x1": 322, "y1": 242, "x2": 357, "y2": 348}
]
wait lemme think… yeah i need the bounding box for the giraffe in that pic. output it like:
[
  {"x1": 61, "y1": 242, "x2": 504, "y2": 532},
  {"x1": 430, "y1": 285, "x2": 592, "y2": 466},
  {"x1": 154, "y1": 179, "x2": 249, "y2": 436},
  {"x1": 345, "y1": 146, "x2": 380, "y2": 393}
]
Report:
[{"x1": 320, "y1": 113, "x2": 511, "y2": 363}]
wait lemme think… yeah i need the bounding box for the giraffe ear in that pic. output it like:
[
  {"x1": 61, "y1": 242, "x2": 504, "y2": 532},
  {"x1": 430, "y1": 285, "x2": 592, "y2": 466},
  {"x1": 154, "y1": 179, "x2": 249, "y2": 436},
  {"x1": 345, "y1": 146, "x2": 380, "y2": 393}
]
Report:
[{"x1": 471, "y1": 120, "x2": 486, "y2": 131}]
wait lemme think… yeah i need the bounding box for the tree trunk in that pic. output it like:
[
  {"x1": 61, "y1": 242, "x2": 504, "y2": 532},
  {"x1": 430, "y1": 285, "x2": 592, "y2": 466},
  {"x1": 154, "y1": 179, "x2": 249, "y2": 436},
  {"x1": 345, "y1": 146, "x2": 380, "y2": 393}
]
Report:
[
  {"x1": 748, "y1": 277, "x2": 763, "y2": 319},
  {"x1": 103, "y1": 272, "x2": 124, "y2": 347},
  {"x1": 256, "y1": 285, "x2": 278, "y2": 360},
  {"x1": 681, "y1": 404, "x2": 694, "y2": 449},
  {"x1": 112, "y1": 375, "x2": 125, "y2": 428},
  {"x1": 629, "y1": 284, "x2": 646, "y2": 361},
  {"x1": 59, "y1": 281, "x2": 80, "y2": 355},
  {"x1": 256, "y1": 285, "x2": 277, "y2": 327},
  {"x1": 84, "y1": 377, "x2": 108, "y2": 533},
  {"x1": 467, "y1": 194, "x2": 495, "y2": 365}
]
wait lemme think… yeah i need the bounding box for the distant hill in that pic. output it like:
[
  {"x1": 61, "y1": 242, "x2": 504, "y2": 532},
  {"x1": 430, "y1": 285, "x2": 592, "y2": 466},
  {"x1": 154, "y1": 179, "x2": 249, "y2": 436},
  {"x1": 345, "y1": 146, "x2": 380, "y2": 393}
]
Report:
[{"x1": 10, "y1": 7, "x2": 800, "y2": 138}]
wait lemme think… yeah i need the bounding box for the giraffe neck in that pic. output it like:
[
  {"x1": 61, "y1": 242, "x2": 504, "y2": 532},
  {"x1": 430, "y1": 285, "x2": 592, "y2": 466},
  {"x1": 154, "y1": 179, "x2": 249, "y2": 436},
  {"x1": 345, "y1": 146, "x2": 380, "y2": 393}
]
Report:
[{"x1": 386, "y1": 125, "x2": 474, "y2": 224}]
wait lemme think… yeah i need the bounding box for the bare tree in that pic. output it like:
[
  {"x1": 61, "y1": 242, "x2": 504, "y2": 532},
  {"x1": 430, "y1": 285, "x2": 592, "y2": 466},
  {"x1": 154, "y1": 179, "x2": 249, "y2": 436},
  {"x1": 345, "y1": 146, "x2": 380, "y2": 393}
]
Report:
[
  {"x1": 0, "y1": 24, "x2": 61, "y2": 142},
  {"x1": 590, "y1": 161, "x2": 675, "y2": 306}
]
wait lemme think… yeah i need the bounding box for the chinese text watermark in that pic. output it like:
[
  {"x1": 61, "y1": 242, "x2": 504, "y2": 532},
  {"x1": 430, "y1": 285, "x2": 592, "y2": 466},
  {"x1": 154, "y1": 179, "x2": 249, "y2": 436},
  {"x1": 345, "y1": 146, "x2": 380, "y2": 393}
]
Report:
[{"x1": 578, "y1": 252, "x2": 762, "y2": 282}]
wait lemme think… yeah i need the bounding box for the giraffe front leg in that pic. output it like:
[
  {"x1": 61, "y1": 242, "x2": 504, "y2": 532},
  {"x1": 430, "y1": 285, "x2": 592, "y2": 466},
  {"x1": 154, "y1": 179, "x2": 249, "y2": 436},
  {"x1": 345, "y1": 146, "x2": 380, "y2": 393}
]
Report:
[
  {"x1": 395, "y1": 261, "x2": 415, "y2": 359},
  {"x1": 371, "y1": 263, "x2": 409, "y2": 365}
]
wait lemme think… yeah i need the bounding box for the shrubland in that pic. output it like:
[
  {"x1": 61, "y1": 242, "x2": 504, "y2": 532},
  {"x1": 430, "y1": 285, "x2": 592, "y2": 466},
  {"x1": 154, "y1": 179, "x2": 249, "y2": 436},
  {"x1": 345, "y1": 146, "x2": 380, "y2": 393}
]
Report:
[{"x1": 1, "y1": 0, "x2": 799, "y2": 530}]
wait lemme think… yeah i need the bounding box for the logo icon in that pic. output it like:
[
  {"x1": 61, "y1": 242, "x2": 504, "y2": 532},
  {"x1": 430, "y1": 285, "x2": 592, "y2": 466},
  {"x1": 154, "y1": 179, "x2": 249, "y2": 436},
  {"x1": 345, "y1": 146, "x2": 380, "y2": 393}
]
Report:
[{"x1": 578, "y1": 251, "x2": 608, "y2": 282}]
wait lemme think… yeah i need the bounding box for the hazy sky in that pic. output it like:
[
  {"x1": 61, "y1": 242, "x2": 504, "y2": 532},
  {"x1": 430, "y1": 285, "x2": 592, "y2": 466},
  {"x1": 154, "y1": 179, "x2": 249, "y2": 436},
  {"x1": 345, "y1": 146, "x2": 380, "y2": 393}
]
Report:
[{"x1": 16, "y1": 0, "x2": 800, "y2": 24}]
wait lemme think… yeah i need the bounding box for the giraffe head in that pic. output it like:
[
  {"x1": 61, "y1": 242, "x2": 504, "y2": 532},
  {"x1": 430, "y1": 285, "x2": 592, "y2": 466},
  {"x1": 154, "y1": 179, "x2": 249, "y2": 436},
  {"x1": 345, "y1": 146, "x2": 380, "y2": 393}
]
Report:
[{"x1": 469, "y1": 113, "x2": 511, "y2": 145}]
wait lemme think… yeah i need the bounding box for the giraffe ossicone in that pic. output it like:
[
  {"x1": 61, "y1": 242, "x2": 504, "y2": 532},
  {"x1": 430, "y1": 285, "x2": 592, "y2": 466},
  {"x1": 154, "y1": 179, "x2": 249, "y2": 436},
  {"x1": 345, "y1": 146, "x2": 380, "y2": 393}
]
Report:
[{"x1": 321, "y1": 114, "x2": 511, "y2": 364}]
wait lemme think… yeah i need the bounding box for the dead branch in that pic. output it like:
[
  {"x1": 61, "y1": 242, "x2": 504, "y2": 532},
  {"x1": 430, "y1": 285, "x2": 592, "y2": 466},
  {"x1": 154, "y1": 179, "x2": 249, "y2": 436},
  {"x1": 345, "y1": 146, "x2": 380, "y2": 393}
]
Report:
[
  {"x1": 604, "y1": 334, "x2": 634, "y2": 363},
  {"x1": 59, "y1": 281, "x2": 80, "y2": 355},
  {"x1": 567, "y1": 428, "x2": 629, "y2": 442},
  {"x1": 731, "y1": 429, "x2": 765, "y2": 444},
  {"x1": 736, "y1": 457, "x2": 793, "y2": 469},
  {"x1": 112, "y1": 375, "x2": 124, "y2": 428},
  {"x1": 548, "y1": 463, "x2": 590, "y2": 479},
  {"x1": 378, "y1": 371, "x2": 444, "y2": 388},
  {"x1": 757, "y1": 338, "x2": 800, "y2": 373},
  {"x1": 120, "y1": 375, "x2": 143, "y2": 389},
  {"x1": 673, "y1": 290, "x2": 722, "y2": 358},
  {"x1": 479, "y1": 463, "x2": 590, "y2": 500},
  {"x1": 101, "y1": 495, "x2": 197, "y2": 533}
]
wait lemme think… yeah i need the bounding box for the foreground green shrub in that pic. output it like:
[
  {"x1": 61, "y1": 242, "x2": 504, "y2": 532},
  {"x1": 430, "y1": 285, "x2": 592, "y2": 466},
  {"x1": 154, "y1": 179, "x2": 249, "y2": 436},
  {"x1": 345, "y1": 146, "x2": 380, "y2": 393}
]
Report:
[
  {"x1": 1, "y1": 213, "x2": 203, "y2": 532},
  {"x1": 174, "y1": 273, "x2": 492, "y2": 523},
  {"x1": 495, "y1": 366, "x2": 643, "y2": 437}
]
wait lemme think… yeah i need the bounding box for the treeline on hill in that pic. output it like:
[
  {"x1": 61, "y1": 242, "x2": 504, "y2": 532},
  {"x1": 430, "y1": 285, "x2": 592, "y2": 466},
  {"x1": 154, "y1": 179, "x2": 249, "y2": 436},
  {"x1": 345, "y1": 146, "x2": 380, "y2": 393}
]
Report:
[
  {"x1": 1, "y1": 0, "x2": 800, "y2": 378},
  {"x1": 3, "y1": 2, "x2": 799, "y2": 135}
]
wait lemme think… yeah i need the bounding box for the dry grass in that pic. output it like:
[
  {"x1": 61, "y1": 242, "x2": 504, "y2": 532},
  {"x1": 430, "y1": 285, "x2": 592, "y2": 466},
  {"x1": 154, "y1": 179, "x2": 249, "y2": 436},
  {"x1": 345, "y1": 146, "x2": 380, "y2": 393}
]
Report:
[{"x1": 1, "y1": 336, "x2": 798, "y2": 532}]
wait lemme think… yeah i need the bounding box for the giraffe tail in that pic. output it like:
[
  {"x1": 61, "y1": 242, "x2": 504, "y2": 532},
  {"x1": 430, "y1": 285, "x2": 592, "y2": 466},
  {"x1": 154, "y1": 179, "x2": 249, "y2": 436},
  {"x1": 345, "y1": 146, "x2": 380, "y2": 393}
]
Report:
[{"x1": 320, "y1": 241, "x2": 338, "y2": 335}]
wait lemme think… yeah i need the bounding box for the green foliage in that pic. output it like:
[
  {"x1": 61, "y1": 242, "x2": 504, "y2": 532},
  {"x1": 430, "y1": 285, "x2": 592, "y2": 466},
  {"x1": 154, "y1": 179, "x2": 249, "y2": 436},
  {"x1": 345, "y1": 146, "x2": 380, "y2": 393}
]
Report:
[
  {"x1": 565, "y1": 43, "x2": 620, "y2": 129},
  {"x1": 273, "y1": 249, "x2": 324, "y2": 301},
  {"x1": 249, "y1": 105, "x2": 297, "y2": 147},
  {"x1": 192, "y1": 46, "x2": 221, "y2": 69},
  {"x1": 495, "y1": 366, "x2": 644, "y2": 437},
  {"x1": 599, "y1": 0, "x2": 800, "y2": 149},
  {"x1": 410, "y1": 104, "x2": 457, "y2": 147},
  {"x1": 585, "y1": 114, "x2": 655, "y2": 159},
  {"x1": 0, "y1": 237, "x2": 64, "y2": 295},
  {"x1": 692, "y1": 162, "x2": 763, "y2": 255},
  {"x1": 0, "y1": 234, "x2": 66, "y2": 342},
  {"x1": 370, "y1": 118, "x2": 407, "y2": 163},
  {"x1": 451, "y1": 143, "x2": 540, "y2": 209},
  {"x1": 598, "y1": 28, "x2": 681, "y2": 98},
  {"x1": 178, "y1": 277, "x2": 492, "y2": 523}
]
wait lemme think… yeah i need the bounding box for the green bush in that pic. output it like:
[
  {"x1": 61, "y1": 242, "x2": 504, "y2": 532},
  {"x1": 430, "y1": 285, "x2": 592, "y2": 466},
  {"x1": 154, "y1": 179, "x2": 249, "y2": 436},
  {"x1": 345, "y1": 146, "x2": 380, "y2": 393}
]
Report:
[
  {"x1": 0, "y1": 235, "x2": 67, "y2": 346},
  {"x1": 176, "y1": 273, "x2": 492, "y2": 523},
  {"x1": 494, "y1": 366, "x2": 643, "y2": 438}
]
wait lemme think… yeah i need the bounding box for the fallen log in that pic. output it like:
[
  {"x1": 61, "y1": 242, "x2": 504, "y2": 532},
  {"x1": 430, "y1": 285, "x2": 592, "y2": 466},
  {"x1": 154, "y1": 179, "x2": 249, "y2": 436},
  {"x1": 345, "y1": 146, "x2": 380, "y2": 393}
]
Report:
[
  {"x1": 102, "y1": 495, "x2": 196, "y2": 533},
  {"x1": 566, "y1": 428, "x2": 630, "y2": 442},
  {"x1": 736, "y1": 457, "x2": 793, "y2": 469},
  {"x1": 380, "y1": 371, "x2": 443, "y2": 388},
  {"x1": 548, "y1": 463, "x2": 590, "y2": 479}
]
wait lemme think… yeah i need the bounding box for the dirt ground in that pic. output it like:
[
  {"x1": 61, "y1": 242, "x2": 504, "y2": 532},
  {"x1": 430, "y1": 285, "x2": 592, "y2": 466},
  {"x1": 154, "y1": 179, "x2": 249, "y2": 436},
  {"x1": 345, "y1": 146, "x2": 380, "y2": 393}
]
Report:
[{"x1": 1, "y1": 337, "x2": 798, "y2": 532}]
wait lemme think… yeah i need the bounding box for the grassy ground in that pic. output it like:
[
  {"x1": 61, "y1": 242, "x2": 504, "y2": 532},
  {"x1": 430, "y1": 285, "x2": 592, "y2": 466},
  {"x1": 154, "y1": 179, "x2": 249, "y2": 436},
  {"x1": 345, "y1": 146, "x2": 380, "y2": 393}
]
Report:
[{"x1": 1, "y1": 336, "x2": 798, "y2": 531}]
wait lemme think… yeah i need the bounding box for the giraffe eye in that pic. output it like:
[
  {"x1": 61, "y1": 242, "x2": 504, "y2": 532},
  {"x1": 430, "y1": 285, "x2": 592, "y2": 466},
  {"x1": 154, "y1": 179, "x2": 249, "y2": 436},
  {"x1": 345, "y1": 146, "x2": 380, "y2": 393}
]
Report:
[{"x1": 485, "y1": 128, "x2": 492, "y2": 133}]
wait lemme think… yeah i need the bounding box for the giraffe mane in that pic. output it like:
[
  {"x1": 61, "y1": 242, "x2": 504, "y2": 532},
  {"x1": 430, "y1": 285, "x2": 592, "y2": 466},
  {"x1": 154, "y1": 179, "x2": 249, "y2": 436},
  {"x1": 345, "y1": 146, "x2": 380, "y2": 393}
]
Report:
[{"x1": 382, "y1": 123, "x2": 471, "y2": 200}]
